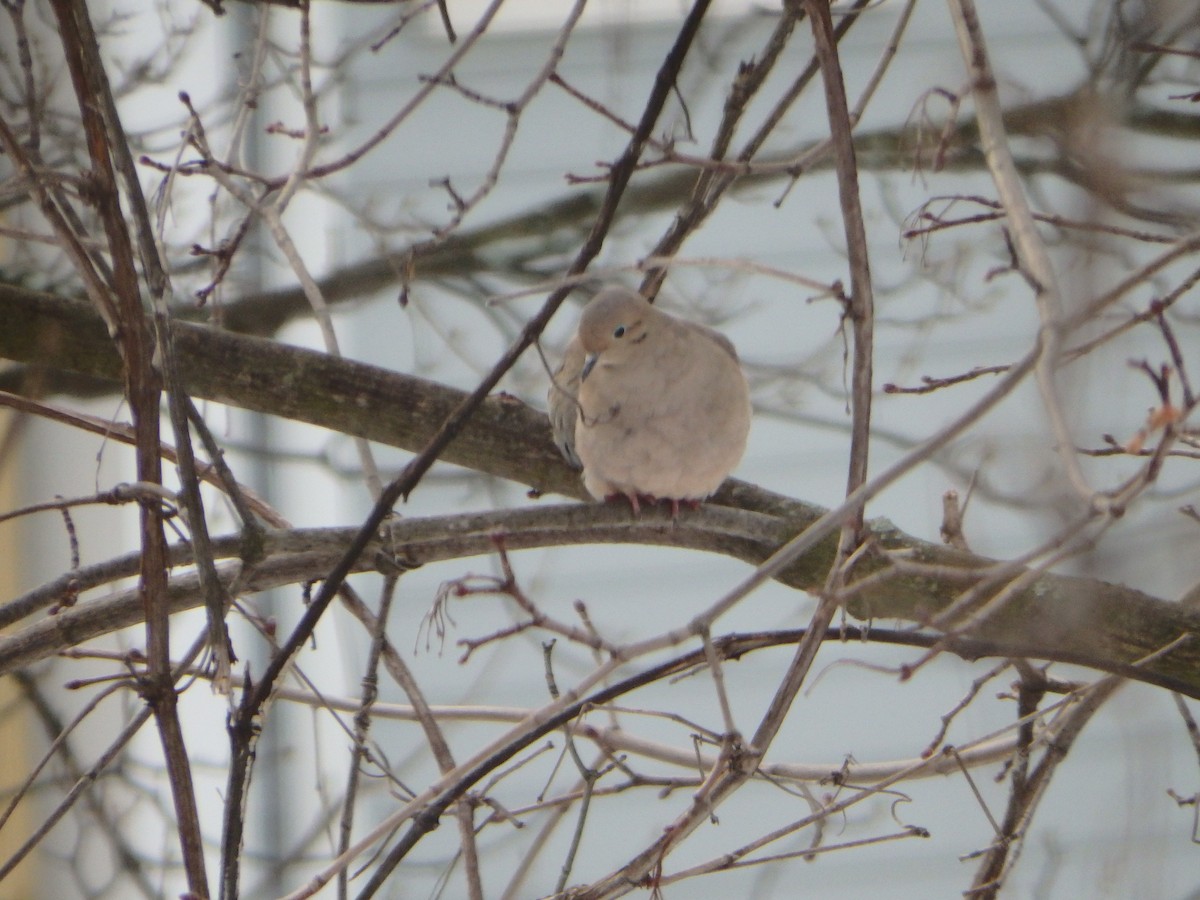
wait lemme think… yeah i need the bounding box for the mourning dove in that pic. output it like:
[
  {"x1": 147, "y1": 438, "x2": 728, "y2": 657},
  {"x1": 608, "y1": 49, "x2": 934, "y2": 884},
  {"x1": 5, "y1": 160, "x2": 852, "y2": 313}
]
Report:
[{"x1": 547, "y1": 285, "x2": 751, "y2": 514}]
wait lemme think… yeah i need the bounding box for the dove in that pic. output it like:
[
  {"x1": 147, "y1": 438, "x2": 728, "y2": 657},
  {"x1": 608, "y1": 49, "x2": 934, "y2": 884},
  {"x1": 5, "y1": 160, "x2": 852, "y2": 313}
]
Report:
[{"x1": 548, "y1": 285, "x2": 751, "y2": 515}]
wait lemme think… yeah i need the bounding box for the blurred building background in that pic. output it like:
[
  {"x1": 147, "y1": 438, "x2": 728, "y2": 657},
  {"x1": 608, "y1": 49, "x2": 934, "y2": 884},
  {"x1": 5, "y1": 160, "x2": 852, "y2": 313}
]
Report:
[{"x1": 3, "y1": 0, "x2": 1200, "y2": 897}]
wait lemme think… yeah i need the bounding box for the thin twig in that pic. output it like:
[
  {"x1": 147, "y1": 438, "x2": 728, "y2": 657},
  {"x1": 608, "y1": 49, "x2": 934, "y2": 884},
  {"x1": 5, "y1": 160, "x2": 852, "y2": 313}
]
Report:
[
  {"x1": 947, "y1": 0, "x2": 1094, "y2": 504},
  {"x1": 543, "y1": 641, "x2": 602, "y2": 894},
  {"x1": 47, "y1": 0, "x2": 208, "y2": 892},
  {"x1": 337, "y1": 574, "x2": 401, "y2": 900}
]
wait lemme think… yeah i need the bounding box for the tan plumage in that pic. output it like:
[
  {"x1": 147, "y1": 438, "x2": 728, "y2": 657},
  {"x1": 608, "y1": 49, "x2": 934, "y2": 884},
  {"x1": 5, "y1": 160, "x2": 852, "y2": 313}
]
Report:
[
  {"x1": 547, "y1": 285, "x2": 751, "y2": 512},
  {"x1": 547, "y1": 334, "x2": 585, "y2": 469}
]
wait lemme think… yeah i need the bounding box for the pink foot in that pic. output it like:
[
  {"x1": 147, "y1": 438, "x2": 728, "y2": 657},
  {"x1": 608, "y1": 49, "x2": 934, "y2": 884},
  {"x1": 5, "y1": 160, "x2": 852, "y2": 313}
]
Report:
[
  {"x1": 661, "y1": 497, "x2": 699, "y2": 518},
  {"x1": 604, "y1": 492, "x2": 641, "y2": 515}
]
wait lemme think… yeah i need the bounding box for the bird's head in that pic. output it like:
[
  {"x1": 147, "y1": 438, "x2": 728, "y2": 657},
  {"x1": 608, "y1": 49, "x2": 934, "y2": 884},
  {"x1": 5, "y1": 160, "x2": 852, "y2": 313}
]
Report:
[{"x1": 577, "y1": 286, "x2": 656, "y2": 379}]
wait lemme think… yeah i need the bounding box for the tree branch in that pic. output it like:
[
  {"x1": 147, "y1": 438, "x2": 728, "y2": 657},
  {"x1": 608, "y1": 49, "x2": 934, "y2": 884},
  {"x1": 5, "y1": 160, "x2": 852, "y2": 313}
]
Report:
[{"x1": 2, "y1": 501, "x2": 1199, "y2": 698}]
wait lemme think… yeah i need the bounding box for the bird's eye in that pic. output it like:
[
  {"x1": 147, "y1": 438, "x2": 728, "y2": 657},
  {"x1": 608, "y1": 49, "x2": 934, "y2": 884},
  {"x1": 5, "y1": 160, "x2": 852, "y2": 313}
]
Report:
[{"x1": 613, "y1": 325, "x2": 626, "y2": 339}]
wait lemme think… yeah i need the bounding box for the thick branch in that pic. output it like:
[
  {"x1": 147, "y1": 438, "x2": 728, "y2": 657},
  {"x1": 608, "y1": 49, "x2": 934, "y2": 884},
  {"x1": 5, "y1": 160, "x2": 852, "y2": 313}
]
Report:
[
  {"x1": 2, "y1": 287, "x2": 1199, "y2": 694},
  {"x1": 0, "y1": 284, "x2": 581, "y2": 498},
  {"x1": 2, "y1": 500, "x2": 1199, "y2": 698}
]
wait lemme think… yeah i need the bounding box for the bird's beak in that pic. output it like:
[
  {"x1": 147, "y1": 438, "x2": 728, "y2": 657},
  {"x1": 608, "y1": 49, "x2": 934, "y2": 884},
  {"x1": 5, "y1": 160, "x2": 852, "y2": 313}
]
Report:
[{"x1": 581, "y1": 353, "x2": 597, "y2": 381}]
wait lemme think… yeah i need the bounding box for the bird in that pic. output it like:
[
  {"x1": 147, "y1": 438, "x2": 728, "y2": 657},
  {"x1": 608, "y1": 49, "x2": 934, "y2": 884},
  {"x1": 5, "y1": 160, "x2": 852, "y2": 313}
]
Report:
[
  {"x1": 547, "y1": 334, "x2": 585, "y2": 470},
  {"x1": 547, "y1": 285, "x2": 751, "y2": 515}
]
